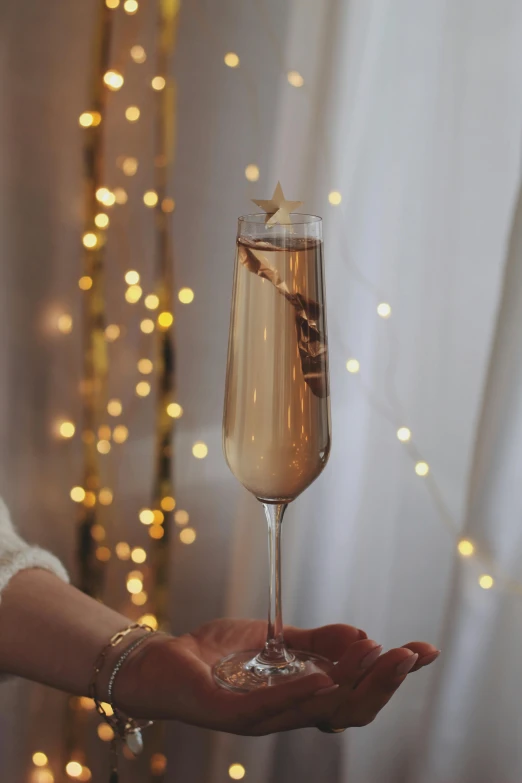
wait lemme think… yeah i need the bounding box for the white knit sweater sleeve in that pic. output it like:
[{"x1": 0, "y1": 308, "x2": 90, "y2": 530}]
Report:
[{"x1": 0, "y1": 496, "x2": 69, "y2": 601}]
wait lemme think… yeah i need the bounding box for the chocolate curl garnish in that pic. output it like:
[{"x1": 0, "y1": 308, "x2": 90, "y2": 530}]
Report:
[{"x1": 238, "y1": 241, "x2": 328, "y2": 398}]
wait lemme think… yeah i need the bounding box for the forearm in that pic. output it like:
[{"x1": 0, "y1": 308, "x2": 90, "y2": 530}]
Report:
[{"x1": 0, "y1": 568, "x2": 135, "y2": 697}]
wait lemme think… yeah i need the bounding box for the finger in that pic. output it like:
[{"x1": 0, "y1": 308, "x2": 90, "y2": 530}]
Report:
[
  {"x1": 334, "y1": 648, "x2": 418, "y2": 728},
  {"x1": 284, "y1": 624, "x2": 365, "y2": 662},
  {"x1": 331, "y1": 639, "x2": 383, "y2": 687},
  {"x1": 401, "y1": 642, "x2": 440, "y2": 672}
]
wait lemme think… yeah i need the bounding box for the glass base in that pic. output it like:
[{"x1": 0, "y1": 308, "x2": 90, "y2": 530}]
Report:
[{"x1": 213, "y1": 649, "x2": 332, "y2": 693}]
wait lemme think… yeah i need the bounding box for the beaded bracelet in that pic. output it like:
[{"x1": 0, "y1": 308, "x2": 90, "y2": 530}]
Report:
[{"x1": 88, "y1": 623, "x2": 157, "y2": 783}]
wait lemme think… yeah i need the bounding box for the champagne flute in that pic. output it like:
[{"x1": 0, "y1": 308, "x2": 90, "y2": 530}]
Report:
[{"x1": 213, "y1": 213, "x2": 331, "y2": 692}]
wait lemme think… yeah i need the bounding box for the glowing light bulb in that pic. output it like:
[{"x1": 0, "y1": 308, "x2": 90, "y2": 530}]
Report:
[
  {"x1": 97, "y1": 723, "x2": 114, "y2": 741},
  {"x1": 174, "y1": 509, "x2": 189, "y2": 526},
  {"x1": 125, "y1": 284, "x2": 143, "y2": 303},
  {"x1": 103, "y1": 70, "x2": 124, "y2": 91},
  {"x1": 105, "y1": 324, "x2": 120, "y2": 341},
  {"x1": 78, "y1": 276, "x2": 93, "y2": 291},
  {"x1": 161, "y1": 496, "x2": 176, "y2": 511},
  {"x1": 415, "y1": 461, "x2": 429, "y2": 477},
  {"x1": 79, "y1": 112, "x2": 101, "y2": 128},
  {"x1": 115, "y1": 542, "x2": 131, "y2": 560},
  {"x1": 126, "y1": 577, "x2": 143, "y2": 594},
  {"x1": 346, "y1": 359, "x2": 360, "y2": 373},
  {"x1": 144, "y1": 294, "x2": 160, "y2": 310},
  {"x1": 57, "y1": 314, "x2": 73, "y2": 334},
  {"x1": 136, "y1": 381, "x2": 151, "y2": 397},
  {"x1": 138, "y1": 358, "x2": 153, "y2": 374},
  {"x1": 107, "y1": 399, "x2": 122, "y2": 416},
  {"x1": 377, "y1": 303, "x2": 392, "y2": 318},
  {"x1": 125, "y1": 105, "x2": 140, "y2": 122},
  {"x1": 138, "y1": 614, "x2": 158, "y2": 630},
  {"x1": 328, "y1": 190, "x2": 342, "y2": 205},
  {"x1": 83, "y1": 491, "x2": 96, "y2": 508},
  {"x1": 149, "y1": 525, "x2": 164, "y2": 539},
  {"x1": 130, "y1": 45, "x2": 146, "y2": 63},
  {"x1": 65, "y1": 761, "x2": 83, "y2": 778},
  {"x1": 59, "y1": 421, "x2": 75, "y2": 439},
  {"x1": 140, "y1": 318, "x2": 155, "y2": 333},
  {"x1": 91, "y1": 524, "x2": 105, "y2": 542},
  {"x1": 139, "y1": 508, "x2": 154, "y2": 525},
  {"x1": 131, "y1": 547, "x2": 146, "y2": 564},
  {"x1": 131, "y1": 591, "x2": 148, "y2": 606},
  {"x1": 397, "y1": 427, "x2": 411, "y2": 442},
  {"x1": 167, "y1": 402, "x2": 183, "y2": 418},
  {"x1": 178, "y1": 287, "x2": 194, "y2": 304},
  {"x1": 161, "y1": 197, "x2": 175, "y2": 213},
  {"x1": 125, "y1": 270, "x2": 140, "y2": 285},
  {"x1": 114, "y1": 187, "x2": 127, "y2": 204},
  {"x1": 192, "y1": 442, "x2": 208, "y2": 459},
  {"x1": 153, "y1": 509, "x2": 164, "y2": 524},
  {"x1": 96, "y1": 546, "x2": 111, "y2": 562},
  {"x1": 151, "y1": 76, "x2": 166, "y2": 91},
  {"x1": 33, "y1": 753, "x2": 48, "y2": 767},
  {"x1": 32, "y1": 770, "x2": 54, "y2": 783},
  {"x1": 122, "y1": 157, "x2": 138, "y2": 176},
  {"x1": 82, "y1": 232, "x2": 97, "y2": 249},
  {"x1": 95, "y1": 187, "x2": 110, "y2": 203},
  {"x1": 458, "y1": 539, "x2": 474, "y2": 557},
  {"x1": 229, "y1": 764, "x2": 246, "y2": 781},
  {"x1": 287, "y1": 70, "x2": 304, "y2": 87},
  {"x1": 224, "y1": 52, "x2": 239, "y2": 68},
  {"x1": 106, "y1": 0, "x2": 119, "y2": 7},
  {"x1": 124, "y1": 0, "x2": 138, "y2": 13},
  {"x1": 99, "y1": 488, "x2": 113, "y2": 505},
  {"x1": 94, "y1": 213, "x2": 109, "y2": 229},
  {"x1": 180, "y1": 527, "x2": 196, "y2": 545},
  {"x1": 157, "y1": 311, "x2": 173, "y2": 329},
  {"x1": 97, "y1": 439, "x2": 111, "y2": 454},
  {"x1": 70, "y1": 486, "x2": 86, "y2": 503},
  {"x1": 479, "y1": 574, "x2": 494, "y2": 590},
  {"x1": 245, "y1": 164, "x2": 259, "y2": 182},
  {"x1": 113, "y1": 425, "x2": 129, "y2": 443},
  {"x1": 143, "y1": 190, "x2": 158, "y2": 207}
]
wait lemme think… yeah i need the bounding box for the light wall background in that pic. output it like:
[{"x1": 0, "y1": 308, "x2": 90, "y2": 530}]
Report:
[{"x1": 1, "y1": 1, "x2": 522, "y2": 782}]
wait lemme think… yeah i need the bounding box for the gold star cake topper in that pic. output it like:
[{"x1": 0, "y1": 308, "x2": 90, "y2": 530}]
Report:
[{"x1": 252, "y1": 181, "x2": 303, "y2": 226}]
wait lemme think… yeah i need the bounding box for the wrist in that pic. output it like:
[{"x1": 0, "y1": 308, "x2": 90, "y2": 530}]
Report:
[{"x1": 110, "y1": 632, "x2": 173, "y2": 718}]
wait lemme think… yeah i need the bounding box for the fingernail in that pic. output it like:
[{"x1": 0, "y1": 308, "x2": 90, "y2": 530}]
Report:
[
  {"x1": 420, "y1": 651, "x2": 441, "y2": 665},
  {"x1": 359, "y1": 644, "x2": 383, "y2": 669},
  {"x1": 396, "y1": 653, "x2": 419, "y2": 676},
  {"x1": 314, "y1": 683, "x2": 340, "y2": 697}
]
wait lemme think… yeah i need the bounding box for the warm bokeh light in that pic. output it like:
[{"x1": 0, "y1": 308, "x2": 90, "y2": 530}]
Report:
[
  {"x1": 91, "y1": 524, "x2": 105, "y2": 542},
  {"x1": 126, "y1": 576, "x2": 143, "y2": 595},
  {"x1": 78, "y1": 276, "x2": 93, "y2": 291},
  {"x1": 151, "y1": 76, "x2": 166, "y2": 90},
  {"x1": 33, "y1": 753, "x2": 48, "y2": 767},
  {"x1": 65, "y1": 761, "x2": 83, "y2": 778},
  {"x1": 167, "y1": 402, "x2": 183, "y2": 418},
  {"x1": 59, "y1": 421, "x2": 75, "y2": 439},
  {"x1": 415, "y1": 461, "x2": 429, "y2": 477},
  {"x1": 57, "y1": 314, "x2": 73, "y2": 334},
  {"x1": 144, "y1": 294, "x2": 160, "y2": 310},
  {"x1": 143, "y1": 190, "x2": 159, "y2": 207},
  {"x1": 192, "y1": 442, "x2": 208, "y2": 459},
  {"x1": 114, "y1": 187, "x2": 128, "y2": 204},
  {"x1": 125, "y1": 270, "x2": 140, "y2": 285},
  {"x1": 105, "y1": 324, "x2": 120, "y2": 341},
  {"x1": 98, "y1": 423, "x2": 111, "y2": 439},
  {"x1": 287, "y1": 70, "x2": 304, "y2": 87},
  {"x1": 150, "y1": 753, "x2": 167, "y2": 775},
  {"x1": 157, "y1": 311, "x2": 173, "y2": 329},
  {"x1": 229, "y1": 764, "x2": 246, "y2": 780},
  {"x1": 107, "y1": 399, "x2": 122, "y2": 416},
  {"x1": 103, "y1": 70, "x2": 124, "y2": 91},
  {"x1": 113, "y1": 425, "x2": 129, "y2": 443},
  {"x1": 178, "y1": 287, "x2": 194, "y2": 304},
  {"x1": 125, "y1": 284, "x2": 143, "y2": 303},
  {"x1": 131, "y1": 591, "x2": 148, "y2": 606},
  {"x1": 140, "y1": 318, "x2": 155, "y2": 333},
  {"x1": 106, "y1": 0, "x2": 119, "y2": 7},
  {"x1": 136, "y1": 381, "x2": 151, "y2": 397},
  {"x1": 245, "y1": 164, "x2": 259, "y2": 182},
  {"x1": 99, "y1": 488, "x2": 113, "y2": 505},
  {"x1": 130, "y1": 45, "x2": 146, "y2": 63},
  {"x1": 122, "y1": 157, "x2": 138, "y2": 176},
  {"x1": 115, "y1": 542, "x2": 131, "y2": 560},
  {"x1": 161, "y1": 197, "x2": 175, "y2": 213},
  {"x1": 31, "y1": 770, "x2": 54, "y2": 783},
  {"x1": 139, "y1": 508, "x2": 155, "y2": 525},
  {"x1": 397, "y1": 427, "x2": 411, "y2": 442},
  {"x1": 79, "y1": 696, "x2": 95, "y2": 710},
  {"x1": 124, "y1": 0, "x2": 138, "y2": 14},
  {"x1": 70, "y1": 486, "x2": 86, "y2": 503},
  {"x1": 138, "y1": 613, "x2": 158, "y2": 630},
  {"x1": 153, "y1": 509, "x2": 164, "y2": 525},
  {"x1": 82, "y1": 232, "x2": 97, "y2": 249},
  {"x1": 149, "y1": 525, "x2": 164, "y2": 540},
  {"x1": 328, "y1": 190, "x2": 342, "y2": 205},
  {"x1": 346, "y1": 359, "x2": 360, "y2": 373},
  {"x1": 458, "y1": 539, "x2": 474, "y2": 557},
  {"x1": 96, "y1": 546, "x2": 111, "y2": 562},
  {"x1": 95, "y1": 187, "x2": 113, "y2": 205},
  {"x1": 94, "y1": 213, "x2": 109, "y2": 229},
  {"x1": 224, "y1": 52, "x2": 239, "y2": 68},
  {"x1": 174, "y1": 509, "x2": 189, "y2": 526},
  {"x1": 83, "y1": 491, "x2": 96, "y2": 508},
  {"x1": 131, "y1": 547, "x2": 147, "y2": 564},
  {"x1": 377, "y1": 302, "x2": 392, "y2": 318},
  {"x1": 161, "y1": 496, "x2": 176, "y2": 511},
  {"x1": 180, "y1": 527, "x2": 196, "y2": 545},
  {"x1": 79, "y1": 112, "x2": 101, "y2": 128},
  {"x1": 138, "y1": 358, "x2": 153, "y2": 374},
  {"x1": 479, "y1": 574, "x2": 494, "y2": 590},
  {"x1": 97, "y1": 439, "x2": 111, "y2": 455},
  {"x1": 97, "y1": 722, "x2": 115, "y2": 741},
  {"x1": 125, "y1": 105, "x2": 140, "y2": 122}
]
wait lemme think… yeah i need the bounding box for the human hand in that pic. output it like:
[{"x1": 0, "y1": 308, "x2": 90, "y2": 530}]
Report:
[{"x1": 114, "y1": 619, "x2": 439, "y2": 735}]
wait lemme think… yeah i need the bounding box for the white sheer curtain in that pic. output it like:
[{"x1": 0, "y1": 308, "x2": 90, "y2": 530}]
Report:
[{"x1": 2, "y1": 0, "x2": 522, "y2": 781}]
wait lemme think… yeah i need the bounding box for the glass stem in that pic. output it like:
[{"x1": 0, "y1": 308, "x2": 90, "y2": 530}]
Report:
[{"x1": 256, "y1": 503, "x2": 294, "y2": 666}]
